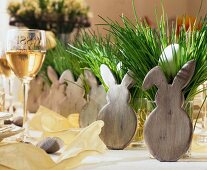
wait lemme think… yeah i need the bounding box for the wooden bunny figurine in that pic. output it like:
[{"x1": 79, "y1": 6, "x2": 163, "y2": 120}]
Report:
[
  {"x1": 29, "y1": 66, "x2": 87, "y2": 116},
  {"x1": 27, "y1": 75, "x2": 49, "y2": 113},
  {"x1": 58, "y1": 70, "x2": 87, "y2": 117},
  {"x1": 142, "y1": 60, "x2": 196, "y2": 161},
  {"x1": 97, "y1": 64, "x2": 137, "y2": 150},
  {"x1": 79, "y1": 69, "x2": 106, "y2": 128},
  {"x1": 40, "y1": 66, "x2": 66, "y2": 113}
]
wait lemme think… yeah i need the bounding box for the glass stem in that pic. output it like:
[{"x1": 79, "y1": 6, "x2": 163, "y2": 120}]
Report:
[
  {"x1": 22, "y1": 79, "x2": 30, "y2": 126},
  {"x1": 8, "y1": 77, "x2": 12, "y2": 113},
  {"x1": 8, "y1": 77, "x2": 12, "y2": 96}
]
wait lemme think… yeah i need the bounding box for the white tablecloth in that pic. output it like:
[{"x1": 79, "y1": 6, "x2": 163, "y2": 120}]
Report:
[{"x1": 75, "y1": 148, "x2": 207, "y2": 170}]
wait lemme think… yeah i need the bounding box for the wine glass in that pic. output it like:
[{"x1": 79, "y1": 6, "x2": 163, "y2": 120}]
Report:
[
  {"x1": 6, "y1": 29, "x2": 46, "y2": 129},
  {"x1": 0, "y1": 44, "x2": 13, "y2": 112},
  {"x1": 0, "y1": 53, "x2": 13, "y2": 112}
]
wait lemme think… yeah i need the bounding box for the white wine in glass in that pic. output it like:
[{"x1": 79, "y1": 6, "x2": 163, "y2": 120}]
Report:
[
  {"x1": 6, "y1": 50, "x2": 46, "y2": 79},
  {"x1": 0, "y1": 57, "x2": 11, "y2": 78},
  {"x1": 0, "y1": 56, "x2": 13, "y2": 111},
  {"x1": 6, "y1": 29, "x2": 46, "y2": 129}
]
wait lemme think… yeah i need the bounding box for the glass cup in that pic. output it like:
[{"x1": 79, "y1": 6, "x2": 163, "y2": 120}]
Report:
[
  {"x1": 6, "y1": 29, "x2": 46, "y2": 140},
  {"x1": 192, "y1": 89, "x2": 207, "y2": 153},
  {"x1": 130, "y1": 98, "x2": 148, "y2": 148},
  {"x1": 182, "y1": 100, "x2": 193, "y2": 158},
  {"x1": 0, "y1": 91, "x2": 5, "y2": 112},
  {"x1": 0, "y1": 43, "x2": 14, "y2": 113},
  {"x1": 0, "y1": 90, "x2": 6, "y2": 125}
]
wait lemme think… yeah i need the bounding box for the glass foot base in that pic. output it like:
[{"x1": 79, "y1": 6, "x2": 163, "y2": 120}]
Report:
[{"x1": 130, "y1": 141, "x2": 146, "y2": 149}]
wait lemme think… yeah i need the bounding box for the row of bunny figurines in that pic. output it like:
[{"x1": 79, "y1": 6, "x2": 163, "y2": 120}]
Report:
[
  {"x1": 28, "y1": 61, "x2": 199, "y2": 162},
  {"x1": 28, "y1": 64, "x2": 138, "y2": 150}
]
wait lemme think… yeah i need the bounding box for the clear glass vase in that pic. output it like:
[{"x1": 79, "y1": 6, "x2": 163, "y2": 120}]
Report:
[
  {"x1": 181, "y1": 101, "x2": 194, "y2": 158},
  {"x1": 191, "y1": 92, "x2": 207, "y2": 154},
  {"x1": 130, "y1": 98, "x2": 148, "y2": 148}
]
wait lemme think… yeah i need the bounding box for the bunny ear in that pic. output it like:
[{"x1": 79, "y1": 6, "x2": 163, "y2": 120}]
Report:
[
  {"x1": 59, "y1": 70, "x2": 74, "y2": 84},
  {"x1": 143, "y1": 66, "x2": 168, "y2": 90},
  {"x1": 77, "y1": 74, "x2": 84, "y2": 87},
  {"x1": 172, "y1": 60, "x2": 196, "y2": 89},
  {"x1": 35, "y1": 75, "x2": 44, "y2": 84},
  {"x1": 84, "y1": 69, "x2": 98, "y2": 88},
  {"x1": 76, "y1": 74, "x2": 85, "y2": 96},
  {"x1": 47, "y1": 66, "x2": 58, "y2": 83},
  {"x1": 121, "y1": 71, "x2": 135, "y2": 89},
  {"x1": 100, "y1": 64, "x2": 116, "y2": 87}
]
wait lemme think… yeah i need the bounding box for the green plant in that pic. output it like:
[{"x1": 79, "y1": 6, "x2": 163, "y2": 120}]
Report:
[
  {"x1": 40, "y1": 39, "x2": 83, "y2": 81},
  {"x1": 100, "y1": 15, "x2": 160, "y2": 101},
  {"x1": 41, "y1": 32, "x2": 134, "y2": 100},
  {"x1": 162, "y1": 19, "x2": 207, "y2": 101},
  {"x1": 67, "y1": 30, "x2": 144, "y2": 107},
  {"x1": 101, "y1": 5, "x2": 207, "y2": 102},
  {"x1": 68, "y1": 31, "x2": 127, "y2": 87},
  {"x1": 42, "y1": 1, "x2": 207, "y2": 106}
]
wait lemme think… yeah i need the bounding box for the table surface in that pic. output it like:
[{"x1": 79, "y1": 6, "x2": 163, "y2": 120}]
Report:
[
  {"x1": 75, "y1": 148, "x2": 207, "y2": 170},
  {"x1": 12, "y1": 112, "x2": 207, "y2": 170}
]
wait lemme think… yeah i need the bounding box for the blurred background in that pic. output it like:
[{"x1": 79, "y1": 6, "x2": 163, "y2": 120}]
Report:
[{"x1": 1, "y1": 0, "x2": 207, "y2": 48}]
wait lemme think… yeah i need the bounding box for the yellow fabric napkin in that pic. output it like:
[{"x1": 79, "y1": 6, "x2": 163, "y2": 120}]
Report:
[
  {"x1": 29, "y1": 106, "x2": 73, "y2": 132},
  {"x1": 29, "y1": 106, "x2": 82, "y2": 144},
  {"x1": 0, "y1": 143, "x2": 101, "y2": 170},
  {"x1": 0, "y1": 106, "x2": 106, "y2": 170}
]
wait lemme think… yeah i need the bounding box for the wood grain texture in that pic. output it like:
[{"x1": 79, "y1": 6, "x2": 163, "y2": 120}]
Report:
[
  {"x1": 28, "y1": 67, "x2": 86, "y2": 117},
  {"x1": 80, "y1": 70, "x2": 106, "y2": 128},
  {"x1": 97, "y1": 65, "x2": 137, "y2": 150},
  {"x1": 40, "y1": 66, "x2": 67, "y2": 114},
  {"x1": 57, "y1": 71, "x2": 86, "y2": 117},
  {"x1": 27, "y1": 76, "x2": 49, "y2": 113},
  {"x1": 142, "y1": 60, "x2": 196, "y2": 162}
]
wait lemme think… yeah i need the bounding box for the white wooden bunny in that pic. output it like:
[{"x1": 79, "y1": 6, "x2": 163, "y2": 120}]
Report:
[
  {"x1": 97, "y1": 64, "x2": 137, "y2": 150},
  {"x1": 79, "y1": 69, "x2": 106, "y2": 128}
]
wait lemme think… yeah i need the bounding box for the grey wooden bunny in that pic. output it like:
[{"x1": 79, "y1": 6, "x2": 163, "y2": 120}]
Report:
[
  {"x1": 27, "y1": 75, "x2": 49, "y2": 113},
  {"x1": 97, "y1": 64, "x2": 137, "y2": 150},
  {"x1": 58, "y1": 69, "x2": 87, "y2": 117},
  {"x1": 79, "y1": 69, "x2": 106, "y2": 128},
  {"x1": 28, "y1": 67, "x2": 87, "y2": 116},
  {"x1": 142, "y1": 60, "x2": 196, "y2": 161},
  {"x1": 40, "y1": 66, "x2": 66, "y2": 113}
]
